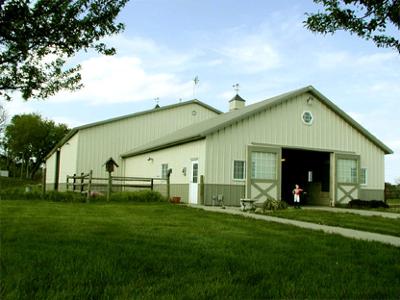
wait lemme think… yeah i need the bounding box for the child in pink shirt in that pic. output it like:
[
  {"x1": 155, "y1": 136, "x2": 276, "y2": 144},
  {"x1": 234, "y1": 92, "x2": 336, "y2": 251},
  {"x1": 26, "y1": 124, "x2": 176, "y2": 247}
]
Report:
[{"x1": 292, "y1": 184, "x2": 303, "y2": 208}]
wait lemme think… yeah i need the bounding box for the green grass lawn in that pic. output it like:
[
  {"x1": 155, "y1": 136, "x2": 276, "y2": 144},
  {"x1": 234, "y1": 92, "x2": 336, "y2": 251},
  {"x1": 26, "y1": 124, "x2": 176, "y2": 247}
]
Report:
[
  {"x1": 1, "y1": 200, "x2": 399, "y2": 299},
  {"x1": 387, "y1": 198, "x2": 400, "y2": 204},
  {"x1": 263, "y1": 208, "x2": 400, "y2": 237}
]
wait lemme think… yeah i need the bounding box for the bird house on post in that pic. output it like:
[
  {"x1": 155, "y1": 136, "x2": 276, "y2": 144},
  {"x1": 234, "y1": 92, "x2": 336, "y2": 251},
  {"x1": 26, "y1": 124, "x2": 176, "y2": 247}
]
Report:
[
  {"x1": 105, "y1": 157, "x2": 119, "y2": 202},
  {"x1": 105, "y1": 157, "x2": 119, "y2": 173}
]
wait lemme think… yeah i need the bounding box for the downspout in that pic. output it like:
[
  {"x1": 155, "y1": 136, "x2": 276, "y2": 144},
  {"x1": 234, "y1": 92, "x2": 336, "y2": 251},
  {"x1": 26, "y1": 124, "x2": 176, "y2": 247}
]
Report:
[{"x1": 54, "y1": 149, "x2": 61, "y2": 191}]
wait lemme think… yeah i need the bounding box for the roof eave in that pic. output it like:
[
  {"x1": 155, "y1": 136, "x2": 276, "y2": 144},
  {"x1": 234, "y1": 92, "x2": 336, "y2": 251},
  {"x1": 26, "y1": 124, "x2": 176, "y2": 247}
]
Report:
[
  {"x1": 307, "y1": 88, "x2": 393, "y2": 155},
  {"x1": 44, "y1": 129, "x2": 78, "y2": 160},
  {"x1": 75, "y1": 99, "x2": 222, "y2": 132},
  {"x1": 121, "y1": 135, "x2": 205, "y2": 158}
]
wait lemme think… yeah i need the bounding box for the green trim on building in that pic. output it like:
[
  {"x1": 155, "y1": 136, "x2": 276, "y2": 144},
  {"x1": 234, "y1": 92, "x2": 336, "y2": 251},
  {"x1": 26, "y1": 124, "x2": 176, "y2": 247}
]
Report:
[
  {"x1": 152, "y1": 184, "x2": 189, "y2": 203},
  {"x1": 359, "y1": 189, "x2": 384, "y2": 201},
  {"x1": 204, "y1": 184, "x2": 245, "y2": 206}
]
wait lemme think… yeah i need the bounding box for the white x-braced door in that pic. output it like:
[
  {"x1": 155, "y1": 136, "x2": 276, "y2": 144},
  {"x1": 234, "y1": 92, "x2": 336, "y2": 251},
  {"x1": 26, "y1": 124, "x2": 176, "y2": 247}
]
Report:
[
  {"x1": 335, "y1": 154, "x2": 360, "y2": 204},
  {"x1": 246, "y1": 146, "x2": 281, "y2": 201}
]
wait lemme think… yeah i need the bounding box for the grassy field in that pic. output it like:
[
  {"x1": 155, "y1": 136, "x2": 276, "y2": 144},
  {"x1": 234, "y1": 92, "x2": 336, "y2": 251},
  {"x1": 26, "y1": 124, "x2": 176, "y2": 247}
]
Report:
[
  {"x1": 1, "y1": 200, "x2": 399, "y2": 299},
  {"x1": 263, "y1": 208, "x2": 400, "y2": 237}
]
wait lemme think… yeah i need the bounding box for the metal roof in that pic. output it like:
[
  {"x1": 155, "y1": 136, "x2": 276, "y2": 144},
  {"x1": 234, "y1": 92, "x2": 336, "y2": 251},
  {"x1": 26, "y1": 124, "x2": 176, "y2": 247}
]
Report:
[
  {"x1": 229, "y1": 94, "x2": 246, "y2": 103},
  {"x1": 121, "y1": 85, "x2": 393, "y2": 157},
  {"x1": 45, "y1": 99, "x2": 222, "y2": 159}
]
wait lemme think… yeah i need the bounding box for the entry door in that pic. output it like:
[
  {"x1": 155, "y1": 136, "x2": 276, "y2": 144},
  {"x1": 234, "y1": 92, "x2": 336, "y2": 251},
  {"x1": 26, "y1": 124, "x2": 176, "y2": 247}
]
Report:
[
  {"x1": 335, "y1": 154, "x2": 360, "y2": 204},
  {"x1": 246, "y1": 146, "x2": 281, "y2": 201},
  {"x1": 189, "y1": 160, "x2": 199, "y2": 204}
]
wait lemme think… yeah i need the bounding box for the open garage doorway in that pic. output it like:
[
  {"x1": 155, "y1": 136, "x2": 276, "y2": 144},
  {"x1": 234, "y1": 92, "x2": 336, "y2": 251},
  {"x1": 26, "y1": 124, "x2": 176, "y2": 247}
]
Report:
[{"x1": 281, "y1": 149, "x2": 331, "y2": 206}]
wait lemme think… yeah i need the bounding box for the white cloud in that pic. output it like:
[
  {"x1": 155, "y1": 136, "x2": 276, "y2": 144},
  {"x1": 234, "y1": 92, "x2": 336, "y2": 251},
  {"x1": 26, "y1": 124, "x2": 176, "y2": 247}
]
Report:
[
  {"x1": 2, "y1": 99, "x2": 35, "y2": 120},
  {"x1": 51, "y1": 116, "x2": 82, "y2": 128},
  {"x1": 316, "y1": 50, "x2": 398, "y2": 70},
  {"x1": 216, "y1": 35, "x2": 281, "y2": 73},
  {"x1": 218, "y1": 90, "x2": 235, "y2": 101},
  {"x1": 102, "y1": 34, "x2": 198, "y2": 71},
  {"x1": 49, "y1": 55, "x2": 194, "y2": 105},
  {"x1": 317, "y1": 51, "x2": 350, "y2": 69},
  {"x1": 356, "y1": 52, "x2": 397, "y2": 66}
]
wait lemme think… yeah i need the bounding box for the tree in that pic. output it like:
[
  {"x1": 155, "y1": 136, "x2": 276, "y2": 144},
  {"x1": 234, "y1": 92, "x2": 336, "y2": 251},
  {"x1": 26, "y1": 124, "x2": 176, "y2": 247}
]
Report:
[
  {"x1": 4, "y1": 113, "x2": 69, "y2": 178},
  {"x1": 0, "y1": 103, "x2": 6, "y2": 133},
  {"x1": 0, "y1": 0, "x2": 128, "y2": 101},
  {"x1": 304, "y1": 0, "x2": 400, "y2": 53}
]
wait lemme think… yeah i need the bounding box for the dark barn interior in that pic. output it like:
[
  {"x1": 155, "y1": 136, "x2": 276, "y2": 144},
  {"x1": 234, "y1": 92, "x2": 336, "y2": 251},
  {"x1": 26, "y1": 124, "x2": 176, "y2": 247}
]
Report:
[{"x1": 281, "y1": 149, "x2": 330, "y2": 205}]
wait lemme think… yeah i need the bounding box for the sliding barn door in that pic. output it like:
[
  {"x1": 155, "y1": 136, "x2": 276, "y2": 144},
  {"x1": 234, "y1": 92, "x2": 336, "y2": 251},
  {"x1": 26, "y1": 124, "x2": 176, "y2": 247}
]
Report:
[
  {"x1": 335, "y1": 154, "x2": 360, "y2": 204},
  {"x1": 246, "y1": 146, "x2": 281, "y2": 201}
]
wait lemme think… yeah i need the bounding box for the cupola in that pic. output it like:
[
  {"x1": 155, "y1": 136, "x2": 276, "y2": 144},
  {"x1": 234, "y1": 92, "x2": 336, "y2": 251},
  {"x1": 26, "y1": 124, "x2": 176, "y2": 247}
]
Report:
[{"x1": 229, "y1": 94, "x2": 246, "y2": 111}]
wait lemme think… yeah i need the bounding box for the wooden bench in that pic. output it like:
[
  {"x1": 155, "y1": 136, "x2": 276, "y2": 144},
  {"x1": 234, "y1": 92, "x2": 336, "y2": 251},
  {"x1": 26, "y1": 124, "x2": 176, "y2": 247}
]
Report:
[{"x1": 240, "y1": 198, "x2": 256, "y2": 211}]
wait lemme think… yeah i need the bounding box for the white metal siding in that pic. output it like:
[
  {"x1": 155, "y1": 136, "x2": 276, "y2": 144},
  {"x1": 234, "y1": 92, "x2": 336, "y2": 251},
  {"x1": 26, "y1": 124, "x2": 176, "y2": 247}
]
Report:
[
  {"x1": 58, "y1": 133, "x2": 79, "y2": 184},
  {"x1": 205, "y1": 93, "x2": 385, "y2": 190},
  {"x1": 75, "y1": 103, "x2": 216, "y2": 179},
  {"x1": 124, "y1": 139, "x2": 206, "y2": 184},
  {"x1": 45, "y1": 152, "x2": 57, "y2": 184}
]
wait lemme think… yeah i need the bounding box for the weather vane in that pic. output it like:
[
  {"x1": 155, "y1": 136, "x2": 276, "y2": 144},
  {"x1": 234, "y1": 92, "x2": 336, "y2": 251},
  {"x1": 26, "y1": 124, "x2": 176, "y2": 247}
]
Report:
[
  {"x1": 154, "y1": 97, "x2": 160, "y2": 108},
  {"x1": 193, "y1": 76, "x2": 199, "y2": 98},
  {"x1": 233, "y1": 83, "x2": 240, "y2": 94}
]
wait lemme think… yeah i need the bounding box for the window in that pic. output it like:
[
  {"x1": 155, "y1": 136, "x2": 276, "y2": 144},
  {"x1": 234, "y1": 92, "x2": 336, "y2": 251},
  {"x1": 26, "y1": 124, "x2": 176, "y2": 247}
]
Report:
[
  {"x1": 251, "y1": 152, "x2": 276, "y2": 180},
  {"x1": 233, "y1": 160, "x2": 245, "y2": 180},
  {"x1": 192, "y1": 162, "x2": 198, "y2": 183},
  {"x1": 161, "y1": 163, "x2": 168, "y2": 179},
  {"x1": 302, "y1": 111, "x2": 313, "y2": 125},
  {"x1": 337, "y1": 159, "x2": 358, "y2": 183},
  {"x1": 360, "y1": 168, "x2": 367, "y2": 185}
]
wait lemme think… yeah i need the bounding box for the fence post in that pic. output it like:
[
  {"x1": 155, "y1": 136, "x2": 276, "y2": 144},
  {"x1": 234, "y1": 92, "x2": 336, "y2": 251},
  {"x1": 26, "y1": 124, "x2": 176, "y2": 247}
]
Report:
[
  {"x1": 150, "y1": 178, "x2": 154, "y2": 191},
  {"x1": 66, "y1": 176, "x2": 69, "y2": 191},
  {"x1": 107, "y1": 171, "x2": 112, "y2": 202},
  {"x1": 80, "y1": 172, "x2": 84, "y2": 193},
  {"x1": 87, "y1": 170, "x2": 93, "y2": 203},
  {"x1": 199, "y1": 175, "x2": 204, "y2": 205},
  {"x1": 42, "y1": 167, "x2": 46, "y2": 198},
  {"x1": 166, "y1": 169, "x2": 172, "y2": 201},
  {"x1": 73, "y1": 174, "x2": 76, "y2": 191}
]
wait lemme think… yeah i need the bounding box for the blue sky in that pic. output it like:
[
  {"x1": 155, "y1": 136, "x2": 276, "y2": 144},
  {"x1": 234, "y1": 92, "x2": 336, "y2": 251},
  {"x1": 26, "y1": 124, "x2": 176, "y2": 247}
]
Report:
[{"x1": 4, "y1": 0, "x2": 399, "y2": 183}]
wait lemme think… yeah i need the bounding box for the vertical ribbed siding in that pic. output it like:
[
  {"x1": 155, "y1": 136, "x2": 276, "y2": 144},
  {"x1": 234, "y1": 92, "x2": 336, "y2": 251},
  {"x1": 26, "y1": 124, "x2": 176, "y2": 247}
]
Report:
[
  {"x1": 58, "y1": 133, "x2": 79, "y2": 183},
  {"x1": 75, "y1": 103, "x2": 217, "y2": 179},
  {"x1": 45, "y1": 152, "x2": 57, "y2": 184},
  {"x1": 124, "y1": 139, "x2": 206, "y2": 184},
  {"x1": 205, "y1": 93, "x2": 385, "y2": 190}
]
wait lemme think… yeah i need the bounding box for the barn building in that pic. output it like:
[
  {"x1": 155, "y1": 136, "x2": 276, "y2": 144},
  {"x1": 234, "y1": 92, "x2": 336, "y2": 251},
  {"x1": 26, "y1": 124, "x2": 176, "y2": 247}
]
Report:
[
  {"x1": 120, "y1": 86, "x2": 392, "y2": 206},
  {"x1": 45, "y1": 100, "x2": 221, "y2": 190}
]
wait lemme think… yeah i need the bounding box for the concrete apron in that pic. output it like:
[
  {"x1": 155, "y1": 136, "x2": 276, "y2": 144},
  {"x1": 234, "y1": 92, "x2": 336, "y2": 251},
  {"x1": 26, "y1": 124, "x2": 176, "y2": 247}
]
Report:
[{"x1": 190, "y1": 205, "x2": 400, "y2": 248}]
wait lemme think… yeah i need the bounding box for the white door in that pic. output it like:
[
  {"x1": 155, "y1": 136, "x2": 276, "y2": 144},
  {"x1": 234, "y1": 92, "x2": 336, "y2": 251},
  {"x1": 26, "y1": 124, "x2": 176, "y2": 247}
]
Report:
[{"x1": 189, "y1": 160, "x2": 199, "y2": 204}]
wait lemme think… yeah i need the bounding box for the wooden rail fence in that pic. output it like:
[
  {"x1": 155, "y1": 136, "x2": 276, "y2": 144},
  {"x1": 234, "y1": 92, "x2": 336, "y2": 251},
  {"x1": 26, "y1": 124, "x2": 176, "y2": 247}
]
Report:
[{"x1": 66, "y1": 170, "x2": 170, "y2": 202}]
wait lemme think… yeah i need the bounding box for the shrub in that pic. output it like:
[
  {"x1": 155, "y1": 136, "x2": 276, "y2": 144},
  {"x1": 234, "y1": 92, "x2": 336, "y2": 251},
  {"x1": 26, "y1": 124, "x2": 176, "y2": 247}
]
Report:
[
  {"x1": 110, "y1": 190, "x2": 167, "y2": 202},
  {"x1": 261, "y1": 198, "x2": 288, "y2": 212},
  {"x1": 0, "y1": 188, "x2": 86, "y2": 202},
  {"x1": 44, "y1": 191, "x2": 86, "y2": 203},
  {"x1": 0, "y1": 187, "x2": 166, "y2": 203},
  {"x1": 348, "y1": 199, "x2": 389, "y2": 209},
  {"x1": 0, "y1": 187, "x2": 42, "y2": 200},
  {"x1": 0, "y1": 177, "x2": 40, "y2": 189}
]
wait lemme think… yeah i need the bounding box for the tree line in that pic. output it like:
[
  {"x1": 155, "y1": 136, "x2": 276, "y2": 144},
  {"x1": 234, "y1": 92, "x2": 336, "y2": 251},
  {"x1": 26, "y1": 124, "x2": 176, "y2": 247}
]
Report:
[{"x1": 0, "y1": 110, "x2": 69, "y2": 179}]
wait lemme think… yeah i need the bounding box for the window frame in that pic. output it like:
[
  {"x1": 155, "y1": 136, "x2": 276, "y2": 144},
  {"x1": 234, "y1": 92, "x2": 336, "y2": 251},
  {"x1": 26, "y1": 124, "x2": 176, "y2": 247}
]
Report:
[
  {"x1": 251, "y1": 151, "x2": 277, "y2": 180},
  {"x1": 232, "y1": 160, "x2": 246, "y2": 181},
  {"x1": 161, "y1": 163, "x2": 168, "y2": 179},
  {"x1": 302, "y1": 111, "x2": 314, "y2": 125},
  {"x1": 337, "y1": 158, "x2": 358, "y2": 184},
  {"x1": 360, "y1": 167, "x2": 367, "y2": 186}
]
